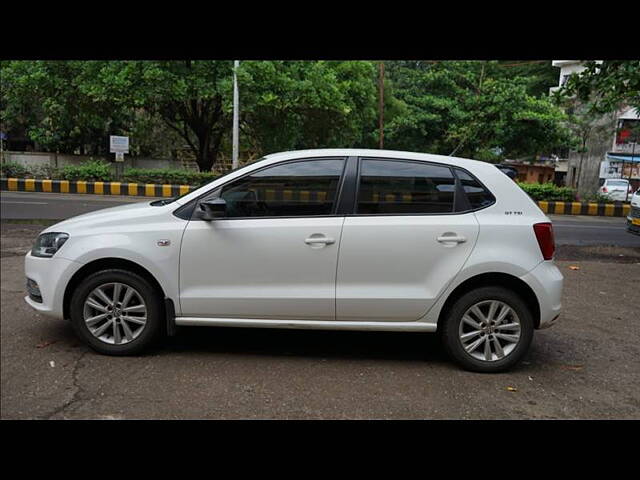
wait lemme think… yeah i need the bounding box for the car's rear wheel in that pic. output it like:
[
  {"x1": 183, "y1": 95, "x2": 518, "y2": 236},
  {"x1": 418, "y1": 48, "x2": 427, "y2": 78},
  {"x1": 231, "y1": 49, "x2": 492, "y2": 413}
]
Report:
[
  {"x1": 441, "y1": 286, "x2": 534, "y2": 373},
  {"x1": 69, "y1": 269, "x2": 163, "y2": 355}
]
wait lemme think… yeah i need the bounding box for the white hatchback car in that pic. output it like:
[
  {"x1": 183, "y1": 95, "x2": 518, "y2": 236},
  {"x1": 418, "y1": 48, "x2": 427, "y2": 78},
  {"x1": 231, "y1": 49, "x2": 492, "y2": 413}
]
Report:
[
  {"x1": 25, "y1": 149, "x2": 563, "y2": 372},
  {"x1": 599, "y1": 178, "x2": 634, "y2": 202}
]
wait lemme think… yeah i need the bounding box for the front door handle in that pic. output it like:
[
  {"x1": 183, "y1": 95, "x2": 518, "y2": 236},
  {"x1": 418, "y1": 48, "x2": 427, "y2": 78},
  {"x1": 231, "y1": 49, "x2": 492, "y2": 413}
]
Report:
[
  {"x1": 437, "y1": 234, "x2": 467, "y2": 244},
  {"x1": 304, "y1": 235, "x2": 335, "y2": 245}
]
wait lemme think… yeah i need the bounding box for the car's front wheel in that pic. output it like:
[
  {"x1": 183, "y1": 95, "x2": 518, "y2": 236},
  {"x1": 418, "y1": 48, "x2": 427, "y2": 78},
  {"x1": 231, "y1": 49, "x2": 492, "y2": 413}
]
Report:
[
  {"x1": 69, "y1": 269, "x2": 163, "y2": 355},
  {"x1": 441, "y1": 286, "x2": 534, "y2": 373}
]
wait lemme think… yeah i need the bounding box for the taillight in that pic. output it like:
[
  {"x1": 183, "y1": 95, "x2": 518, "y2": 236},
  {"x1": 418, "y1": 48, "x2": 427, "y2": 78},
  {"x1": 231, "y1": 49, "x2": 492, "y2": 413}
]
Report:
[
  {"x1": 533, "y1": 222, "x2": 555, "y2": 260},
  {"x1": 602, "y1": 186, "x2": 608, "y2": 193}
]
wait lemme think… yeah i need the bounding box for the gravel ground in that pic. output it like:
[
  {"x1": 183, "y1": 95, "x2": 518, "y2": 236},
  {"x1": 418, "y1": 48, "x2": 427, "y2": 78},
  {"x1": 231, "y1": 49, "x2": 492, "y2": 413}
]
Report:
[{"x1": 1, "y1": 224, "x2": 638, "y2": 419}]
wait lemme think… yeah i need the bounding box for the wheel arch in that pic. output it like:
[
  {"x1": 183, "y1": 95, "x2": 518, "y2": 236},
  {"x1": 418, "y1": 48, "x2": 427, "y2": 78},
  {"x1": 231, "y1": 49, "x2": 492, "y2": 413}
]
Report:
[
  {"x1": 63, "y1": 257, "x2": 167, "y2": 320},
  {"x1": 437, "y1": 272, "x2": 541, "y2": 329}
]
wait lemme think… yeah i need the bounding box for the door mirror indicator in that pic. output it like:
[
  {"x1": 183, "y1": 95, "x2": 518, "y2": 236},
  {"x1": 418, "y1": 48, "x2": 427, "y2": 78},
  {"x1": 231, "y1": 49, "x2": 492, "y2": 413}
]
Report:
[{"x1": 199, "y1": 198, "x2": 227, "y2": 220}]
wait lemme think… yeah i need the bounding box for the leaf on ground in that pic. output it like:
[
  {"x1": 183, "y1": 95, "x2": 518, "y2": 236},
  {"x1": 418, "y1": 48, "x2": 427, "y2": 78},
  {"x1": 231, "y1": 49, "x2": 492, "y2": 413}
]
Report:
[
  {"x1": 506, "y1": 386, "x2": 518, "y2": 392},
  {"x1": 36, "y1": 340, "x2": 57, "y2": 349},
  {"x1": 561, "y1": 364, "x2": 584, "y2": 371},
  {"x1": 568, "y1": 265, "x2": 580, "y2": 270}
]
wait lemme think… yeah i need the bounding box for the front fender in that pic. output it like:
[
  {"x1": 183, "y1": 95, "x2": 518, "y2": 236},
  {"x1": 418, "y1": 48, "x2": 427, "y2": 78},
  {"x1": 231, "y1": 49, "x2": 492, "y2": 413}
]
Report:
[{"x1": 56, "y1": 229, "x2": 184, "y2": 312}]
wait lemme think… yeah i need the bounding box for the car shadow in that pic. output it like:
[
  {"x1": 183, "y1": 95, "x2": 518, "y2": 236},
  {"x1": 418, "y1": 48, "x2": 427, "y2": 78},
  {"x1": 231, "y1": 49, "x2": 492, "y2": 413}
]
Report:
[{"x1": 159, "y1": 326, "x2": 451, "y2": 365}]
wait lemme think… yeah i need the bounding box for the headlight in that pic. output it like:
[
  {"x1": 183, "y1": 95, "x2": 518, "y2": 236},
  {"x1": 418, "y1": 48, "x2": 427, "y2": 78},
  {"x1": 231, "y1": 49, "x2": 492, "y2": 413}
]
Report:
[{"x1": 32, "y1": 232, "x2": 69, "y2": 258}]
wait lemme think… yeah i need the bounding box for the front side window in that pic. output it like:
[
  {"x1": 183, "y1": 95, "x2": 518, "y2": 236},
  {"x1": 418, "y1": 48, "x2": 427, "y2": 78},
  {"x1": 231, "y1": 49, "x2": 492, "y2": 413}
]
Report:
[
  {"x1": 218, "y1": 158, "x2": 345, "y2": 218},
  {"x1": 356, "y1": 159, "x2": 455, "y2": 214}
]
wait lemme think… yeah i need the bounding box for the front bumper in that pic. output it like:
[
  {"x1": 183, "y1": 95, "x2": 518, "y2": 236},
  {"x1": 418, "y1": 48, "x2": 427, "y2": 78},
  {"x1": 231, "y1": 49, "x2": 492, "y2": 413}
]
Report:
[
  {"x1": 520, "y1": 260, "x2": 564, "y2": 329},
  {"x1": 24, "y1": 252, "x2": 83, "y2": 319}
]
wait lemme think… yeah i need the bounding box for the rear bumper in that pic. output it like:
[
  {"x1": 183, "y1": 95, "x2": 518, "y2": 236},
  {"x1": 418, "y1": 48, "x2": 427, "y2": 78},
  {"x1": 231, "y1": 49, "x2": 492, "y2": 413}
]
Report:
[{"x1": 520, "y1": 260, "x2": 564, "y2": 329}]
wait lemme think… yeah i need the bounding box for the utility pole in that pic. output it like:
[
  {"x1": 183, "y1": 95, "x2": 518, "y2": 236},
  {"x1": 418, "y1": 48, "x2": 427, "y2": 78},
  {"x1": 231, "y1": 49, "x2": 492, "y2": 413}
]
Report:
[
  {"x1": 378, "y1": 61, "x2": 384, "y2": 149},
  {"x1": 232, "y1": 60, "x2": 240, "y2": 170}
]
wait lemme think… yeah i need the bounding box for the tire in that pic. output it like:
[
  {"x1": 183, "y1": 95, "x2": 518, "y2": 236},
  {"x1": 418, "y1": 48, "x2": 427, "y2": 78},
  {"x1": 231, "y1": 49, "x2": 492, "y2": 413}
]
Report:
[
  {"x1": 69, "y1": 268, "x2": 164, "y2": 355},
  {"x1": 440, "y1": 286, "x2": 534, "y2": 373}
]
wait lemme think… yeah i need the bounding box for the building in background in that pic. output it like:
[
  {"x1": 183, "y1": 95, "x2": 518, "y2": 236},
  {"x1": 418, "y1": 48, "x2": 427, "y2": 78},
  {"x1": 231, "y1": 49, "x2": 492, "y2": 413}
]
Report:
[
  {"x1": 502, "y1": 160, "x2": 556, "y2": 184},
  {"x1": 599, "y1": 106, "x2": 640, "y2": 190},
  {"x1": 552, "y1": 60, "x2": 639, "y2": 198},
  {"x1": 549, "y1": 60, "x2": 594, "y2": 94}
]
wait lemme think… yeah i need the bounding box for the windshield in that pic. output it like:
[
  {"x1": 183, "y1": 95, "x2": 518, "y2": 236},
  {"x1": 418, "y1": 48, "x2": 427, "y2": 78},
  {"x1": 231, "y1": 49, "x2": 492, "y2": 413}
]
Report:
[
  {"x1": 607, "y1": 180, "x2": 628, "y2": 186},
  {"x1": 149, "y1": 157, "x2": 268, "y2": 206}
]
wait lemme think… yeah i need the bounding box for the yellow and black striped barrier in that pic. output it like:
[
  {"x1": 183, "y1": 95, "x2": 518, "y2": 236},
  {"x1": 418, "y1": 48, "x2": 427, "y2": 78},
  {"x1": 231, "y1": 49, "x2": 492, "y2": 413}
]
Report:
[
  {"x1": 1, "y1": 178, "x2": 193, "y2": 198},
  {"x1": 0, "y1": 178, "x2": 633, "y2": 217},
  {"x1": 536, "y1": 200, "x2": 630, "y2": 217}
]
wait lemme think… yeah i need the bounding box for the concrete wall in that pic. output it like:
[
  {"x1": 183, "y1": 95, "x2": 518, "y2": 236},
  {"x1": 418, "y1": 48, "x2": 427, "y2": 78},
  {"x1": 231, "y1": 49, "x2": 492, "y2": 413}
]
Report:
[{"x1": 0, "y1": 151, "x2": 190, "y2": 171}]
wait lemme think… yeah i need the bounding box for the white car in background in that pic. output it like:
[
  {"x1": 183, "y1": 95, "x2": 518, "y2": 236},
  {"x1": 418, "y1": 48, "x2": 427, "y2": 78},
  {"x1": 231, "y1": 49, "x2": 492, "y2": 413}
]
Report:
[
  {"x1": 627, "y1": 188, "x2": 640, "y2": 235},
  {"x1": 599, "y1": 178, "x2": 634, "y2": 202},
  {"x1": 24, "y1": 149, "x2": 564, "y2": 373}
]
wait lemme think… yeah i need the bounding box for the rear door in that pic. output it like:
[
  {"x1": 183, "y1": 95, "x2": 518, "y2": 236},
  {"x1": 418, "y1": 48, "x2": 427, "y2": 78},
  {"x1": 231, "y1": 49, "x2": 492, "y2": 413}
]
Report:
[{"x1": 336, "y1": 158, "x2": 481, "y2": 322}]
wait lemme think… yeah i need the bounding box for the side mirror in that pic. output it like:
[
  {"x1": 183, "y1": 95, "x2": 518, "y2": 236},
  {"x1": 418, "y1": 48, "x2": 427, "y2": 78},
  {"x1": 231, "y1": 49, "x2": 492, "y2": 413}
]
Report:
[{"x1": 199, "y1": 198, "x2": 227, "y2": 221}]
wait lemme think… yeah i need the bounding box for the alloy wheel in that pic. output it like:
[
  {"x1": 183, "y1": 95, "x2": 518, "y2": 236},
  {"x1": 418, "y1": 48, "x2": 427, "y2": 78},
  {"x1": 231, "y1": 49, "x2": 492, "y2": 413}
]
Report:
[
  {"x1": 83, "y1": 282, "x2": 147, "y2": 345},
  {"x1": 458, "y1": 300, "x2": 522, "y2": 362}
]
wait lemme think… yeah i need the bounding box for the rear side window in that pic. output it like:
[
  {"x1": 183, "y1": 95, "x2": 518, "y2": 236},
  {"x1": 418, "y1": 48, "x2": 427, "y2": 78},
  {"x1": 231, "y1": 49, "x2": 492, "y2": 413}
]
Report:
[
  {"x1": 455, "y1": 168, "x2": 495, "y2": 210},
  {"x1": 219, "y1": 159, "x2": 345, "y2": 218},
  {"x1": 607, "y1": 180, "x2": 628, "y2": 187},
  {"x1": 357, "y1": 159, "x2": 455, "y2": 214}
]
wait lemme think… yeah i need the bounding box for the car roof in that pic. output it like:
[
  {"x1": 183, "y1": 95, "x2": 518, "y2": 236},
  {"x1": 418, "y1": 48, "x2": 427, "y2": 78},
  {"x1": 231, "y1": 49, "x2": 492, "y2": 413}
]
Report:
[{"x1": 263, "y1": 148, "x2": 493, "y2": 172}]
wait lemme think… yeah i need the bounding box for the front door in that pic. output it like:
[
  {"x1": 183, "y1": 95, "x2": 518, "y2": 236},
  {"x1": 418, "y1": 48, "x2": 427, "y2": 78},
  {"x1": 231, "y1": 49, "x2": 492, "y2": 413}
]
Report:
[{"x1": 179, "y1": 158, "x2": 347, "y2": 320}]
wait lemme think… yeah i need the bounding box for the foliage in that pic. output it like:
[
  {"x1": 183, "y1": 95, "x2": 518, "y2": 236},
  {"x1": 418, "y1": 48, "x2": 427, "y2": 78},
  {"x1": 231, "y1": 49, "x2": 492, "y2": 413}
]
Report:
[
  {"x1": 28, "y1": 164, "x2": 61, "y2": 179},
  {"x1": 0, "y1": 61, "x2": 134, "y2": 155},
  {"x1": 0, "y1": 161, "x2": 29, "y2": 178},
  {"x1": 555, "y1": 60, "x2": 640, "y2": 114},
  {"x1": 383, "y1": 61, "x2": 575, "y2": 161},
  {"x1": 1, "y1": 161, "x2": 61, "y2": 179},
  {"x1": 122, "y1": 168, "x2": 218, "y2": 186},
  {"x1": 2, "y1": 59, "x2": 583, "y2": 172},
  {"x1": 82, "y1": 60, "x2": 234, "y2": 172},
  {"x1": 235, "y1": 61, "x2": 378, "y2": 154},
  {"x1": 0, "y1": 160, "x2": 220, "y2": 185},
  {"x1": 580, "y1": 192, "x2": 610, "y2": 203},
  {"x1": 517, "y1": 182, "x2": 576, "y2": 201},
  {"x1": 59, "y1": 159, "x2": 112, "y2": 181},
  {"x1": 491, "y1": 60, "x2": 560, "y2": 98}
]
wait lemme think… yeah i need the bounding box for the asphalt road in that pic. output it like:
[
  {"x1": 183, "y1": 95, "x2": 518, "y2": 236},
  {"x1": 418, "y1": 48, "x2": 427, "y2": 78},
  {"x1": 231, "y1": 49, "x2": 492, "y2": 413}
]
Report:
[
  {"x1": 1, "y1": 191, "x2": 159, "y2": 220},
  {"x1": 1, "y1": 224, "x2": 639, "y2": 419},
  {"x1": 2, "y1": 191, "x2": 639, "y2": 247}
]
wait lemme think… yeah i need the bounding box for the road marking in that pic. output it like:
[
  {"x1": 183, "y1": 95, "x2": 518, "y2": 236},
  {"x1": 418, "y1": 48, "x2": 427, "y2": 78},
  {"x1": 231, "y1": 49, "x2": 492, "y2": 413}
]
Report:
[{"x1": 2, "y1": 201, "x2": 49, "y2": 205}]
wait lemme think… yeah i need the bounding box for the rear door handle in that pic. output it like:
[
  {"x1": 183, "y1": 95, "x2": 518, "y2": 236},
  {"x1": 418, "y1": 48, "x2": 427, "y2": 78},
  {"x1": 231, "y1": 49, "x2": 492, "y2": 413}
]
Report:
[
  {"x1": 304, "y1": 235, "x2": 335, "y2": 245},
  {"x1": 437, "y1": 234, "x2": 467, "y2": 244}
]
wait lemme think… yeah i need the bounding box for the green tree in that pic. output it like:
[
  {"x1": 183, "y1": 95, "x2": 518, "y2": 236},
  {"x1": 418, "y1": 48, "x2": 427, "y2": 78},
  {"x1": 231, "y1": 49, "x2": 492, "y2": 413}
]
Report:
[
  {"x1": 237, "y1": 61, "x2": 378, "y2": 154},
  {"x1": 556, "y1": 60, "x2": 640, "y2": 113},
  {"x1": 0, "y1": 60, "x2": 133, "y2": 155},
  {"x1": 383, "y1": 61, "x2": 574, "y2": 162},
  {"x1": 82, "y1": 60, "x2": 235, "y2": 171}
]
